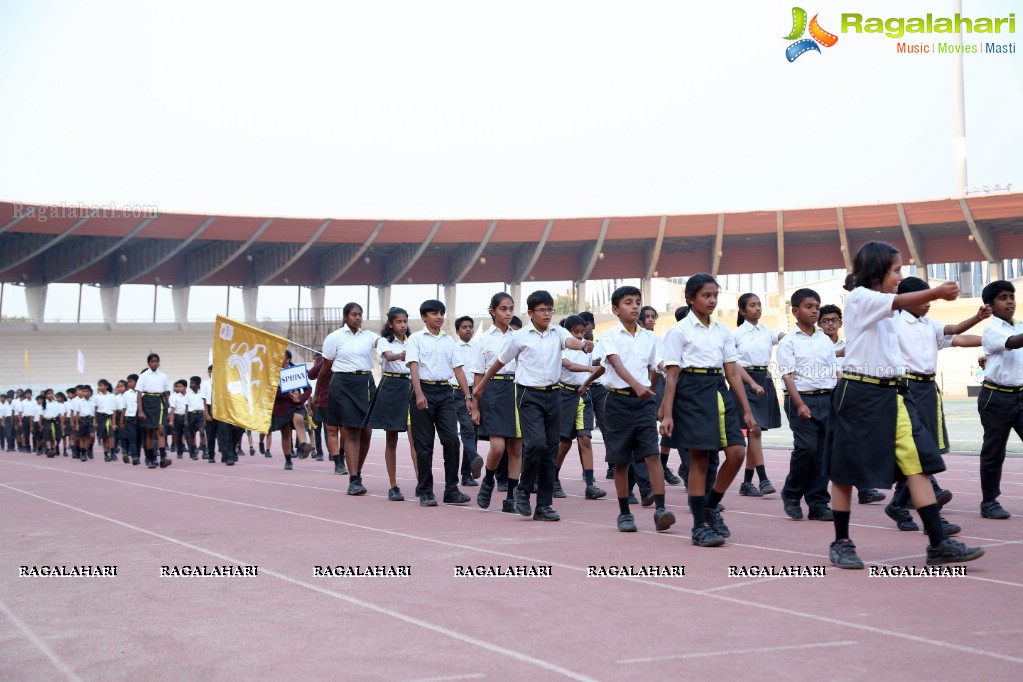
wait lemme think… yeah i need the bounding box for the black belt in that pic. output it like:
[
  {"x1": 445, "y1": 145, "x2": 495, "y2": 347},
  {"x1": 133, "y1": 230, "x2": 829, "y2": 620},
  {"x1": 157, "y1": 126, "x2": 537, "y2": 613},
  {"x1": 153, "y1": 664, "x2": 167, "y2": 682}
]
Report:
[
  {"x1": 745, "y1": 365, "x2": 769, "y2": 372},
  {"x1": 558, "y1": 382, "x2": 583, "y2": 393},
  {"x1": 842, "y1": 372, "x2": 906, "y2": 388},
  {"x1": 785, "y1": 389, "x2": 832, "y2": 396},
  {"x1": 79, "y1": 416, "x2": 94, "y2": 421},
  {"x1": 420, "y1": 379, "x2": 449, "y2": 386},
  {"x1": 608, "y1": 387, "x2": 639, "y2": 397},
  {"x1": 982, "y1": 381, "x2": 1023, "y2": 394},
  {"x1": 681, "y1": 367, "x2": 723, "y2": 375},
  {"x1": 341, "y1": 371, "x2": 370, "y2": 375},
  {"x1": 190, "y1": 410, "x2": 204, "y2": 414},
  {"x1": 905, "y1": 372, "x2": 935, "y2": 383},
  {"x1": 382, "y1": 372, "x2": 410, "y2": 378},
  {"x1": 522, "y1": 384, "x2": 559, "y2": 392},
  {"x1": 142, "y1": 392, "x2": 163, "y2": 396},
  {"x1": 492, "y1": 373, "x2": 515, "y2": 380}
]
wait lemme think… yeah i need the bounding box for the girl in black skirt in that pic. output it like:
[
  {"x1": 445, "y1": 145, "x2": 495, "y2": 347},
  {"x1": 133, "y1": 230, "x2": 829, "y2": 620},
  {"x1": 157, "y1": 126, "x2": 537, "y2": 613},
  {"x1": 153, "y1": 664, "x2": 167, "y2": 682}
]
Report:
[
  {"x1": 824, "y1": 241, "x2": 985, "y2": 569},
  {"x1": 365, "y1": 307, "x2": 416, "y2": 501},
  {"x1": 471, "y1": 292, "x2": 523, "y2": 513},
  {"x1": 734, "y1": 293, "x2": 782, "y2": 497}
]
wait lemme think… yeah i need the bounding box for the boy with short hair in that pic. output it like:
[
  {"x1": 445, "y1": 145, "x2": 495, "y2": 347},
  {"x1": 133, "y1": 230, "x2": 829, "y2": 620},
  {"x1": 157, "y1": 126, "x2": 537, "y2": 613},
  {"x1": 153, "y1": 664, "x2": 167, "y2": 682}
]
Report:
[
  {"x1": 474, "y1": 291, "x2": 594, "y2": 522},
  {"x1": 776, "y1": 288, "x2": 837, "y2": 522},
  {"x1": 122, "y1": 374, "x2": 140, "y2": 464},
  {"x1": 450, "y1": 315, "x2": 483, "y2": 486},
  {"x1": 406, "y1": 300, "x2": 473, "y2": 507},
  {"x1": 977, "y1": 280, "x2": 1023, "y2": 520},
  {"x1": 169, "y1": 380, "x2": 189, "y2": 459},
  {"x1": 186, "y1": 376, "x2": 206, "y2": 460}
]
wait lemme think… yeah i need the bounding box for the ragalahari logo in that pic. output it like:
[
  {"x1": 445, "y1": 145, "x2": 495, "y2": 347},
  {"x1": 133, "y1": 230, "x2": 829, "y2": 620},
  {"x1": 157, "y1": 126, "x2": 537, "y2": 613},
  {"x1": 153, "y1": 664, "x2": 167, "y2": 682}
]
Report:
[{"x1": 784, "y1": 7, "x2": 839, "y2": 61}]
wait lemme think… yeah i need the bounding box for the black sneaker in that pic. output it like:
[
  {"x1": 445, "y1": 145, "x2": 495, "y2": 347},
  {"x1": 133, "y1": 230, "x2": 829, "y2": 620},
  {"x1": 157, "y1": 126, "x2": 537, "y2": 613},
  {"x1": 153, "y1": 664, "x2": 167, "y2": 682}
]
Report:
[
  {"x1": 461, "y1": 475, "x2": 478, "y2": 487},
  {"x1": 249, "y1": 447, "x2": 255, "y2": 456},
  {"x1": 829, "y1": 539, "x2": 864, "y2": 569},
  {"x1": 641, "y1": 493, "x2": 655, "y2": 508},
  {"x1": 513, "y1": 487, "x2": 531, "y2": 516},
  {"x1": 584, "y1": 484, "x2": 607, "y2": 500},
  {"x1": 807, "y1": 506, "x2": 834, "y2": 522},
  {"x1": 296, "y1": 443, "x2": 311, "y2": 459},
  {"x1": 617, "y1": 513, "x2": 637, "y2": 532},
  {"x1": 705, "y1": 508, "x2": 730, "y2": 538},
  {"x1": 691, "y1": 524, "x2": 725, "y2": 547},
  {"x1": 654, "y1": 507, "x2": 676, "y2": 532},
  {"x1": 935, "y1": 488, "x2": 953, "y2": 507},
  {"x1": 885, "y1": 503, "x2": 919, "y2": 531},
  {"x1": 501, "y1": 499, "x2": 516, "y2": 514},
  {"x1": 782, "y1": 496, "x2": 803, "y2": 520},
  {"x1": 145, "y1": 460, "x2": 157, "y2": 469},
  {"x1": 759, "y1": 479, "x2": 777, "y2": 495},
  {"x1": 131, "y1": 458, "x2": 140, "y2": 466},
  {"x1": 259, "y1": 443, "x2": 265, "y2": 455},
  {"x1": 419, "y1": 493, "x2": 438, "y2": 507},
  {"x1": 739, "y1": 482, "x2": 762, "y2": 497},
  {"x1": 313, "y1": 451, "x2": 324, "y2": 462},
  {"x1": 334, "y1": 457, "x2": 347, "y2": 475},
  {"x1": 858, "y1": 489, "x2": 886, "y2": 504},
  {"x1": 980, "y1": 500, "x2": 1011, "y2": 519},
  {"x1": 552, "y1": 480, "x2": 566, "y2": 499},
  {"x1": 496, "y1": 481, "x2": 508, "y2": 492},
  {"x1": 605, "y1": 465, "x2": 614, "y2": 480},
  {"x1": 284, "y1": 459, "x2": 293, "y2": 471},
  {"x1": 159, "y1": 458, "x2": 172, "y2": 468},
  {"x1": 388, "y1": 486, "x2": 404, "y2": 502},
  {"x1": 627, "y1": 493, "x2": 639, "y2": 505},
  {"x1": 926, "y1": 538, "x2": 985, "y2": 565},
  {"x1": 663, "y1": 467, "x2": 682, "y2": 486},
  {"x1": 471, "y1": 455, "x2": 484, "y2": 480},
  {"x1": 443, "y1": 491, "x2": 471, "y2": 505},
  {"x1": 347, "y1": 478, "x2": 368, "y2": 496},
  {"x1": 477, "y1": 480, "x2": 495, "y2": 509},
  {"x1": 937, "y1": 516, "x2": 961, "y2": 536},
  {"x1": 533, "y1": 505, "x2": 560, "y2": 522}
]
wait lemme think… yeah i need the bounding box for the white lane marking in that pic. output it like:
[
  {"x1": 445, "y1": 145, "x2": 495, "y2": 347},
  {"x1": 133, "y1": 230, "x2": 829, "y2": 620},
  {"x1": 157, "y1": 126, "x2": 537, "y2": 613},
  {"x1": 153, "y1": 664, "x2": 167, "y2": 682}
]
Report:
[
  {"x1": 0, "y1": 596, "x2": 83, "y2": 682},
  {"x1": 617, "y1": 640, "x2": 859, "y2": 663}
]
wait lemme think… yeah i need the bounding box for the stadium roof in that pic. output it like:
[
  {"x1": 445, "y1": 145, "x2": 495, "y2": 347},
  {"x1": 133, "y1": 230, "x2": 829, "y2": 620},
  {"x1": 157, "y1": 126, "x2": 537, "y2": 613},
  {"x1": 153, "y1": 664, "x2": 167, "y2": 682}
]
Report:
[{"x1": 2, "y1": 194, "x2": 1022, "y2": 288}]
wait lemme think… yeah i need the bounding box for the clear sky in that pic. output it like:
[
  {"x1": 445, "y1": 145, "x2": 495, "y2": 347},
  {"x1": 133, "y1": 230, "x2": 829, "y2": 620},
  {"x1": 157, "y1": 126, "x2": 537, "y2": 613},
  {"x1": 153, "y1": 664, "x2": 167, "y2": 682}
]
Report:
[{"x1": 1, "y1": 0, "x2": 1020, "y2": 320}]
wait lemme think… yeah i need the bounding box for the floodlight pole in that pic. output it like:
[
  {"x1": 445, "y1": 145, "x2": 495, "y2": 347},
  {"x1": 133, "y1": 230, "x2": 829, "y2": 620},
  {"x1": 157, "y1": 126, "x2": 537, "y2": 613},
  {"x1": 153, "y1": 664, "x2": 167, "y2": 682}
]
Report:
[{"x1": 953, "y1": 0, "x2": 968, "y2": 196}]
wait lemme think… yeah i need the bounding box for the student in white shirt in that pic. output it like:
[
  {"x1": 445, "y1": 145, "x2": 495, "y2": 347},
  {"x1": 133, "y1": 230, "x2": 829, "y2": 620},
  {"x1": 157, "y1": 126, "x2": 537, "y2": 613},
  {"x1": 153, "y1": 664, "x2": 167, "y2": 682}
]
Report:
[
  {"x1": 40, "y1": 389, "x2": 63, "y2": 457},
  {"x1": 169, "y1": 379, "x2": 189, "y2": 459},
  {"x1": 450, "y1": 315, "x2": 483, "y2": 487},
  {"x1": 824, "y1": 241, "x2": 984, "y2": 570},
  {"x1": 95, "y1": 379, "x2": 118, "y2": 462},
  {"x1": 137, "y1": 353, "x2": 172, "y2": 468},
  {"x1": 185, "y1": 376, "x2": 206, "y2": 460},
  {"x1": 121, "y1": 374, "x2": 140, "y2": 464},
  {"x1": 1, "y1": 393, "x2": 14, "y2": 452},
  {"x1": 555, "y1": 315, "x2": 606, "y2": 501},
  {"x1": 76, "y1": 385, "x2": 98, "y2": 461}
]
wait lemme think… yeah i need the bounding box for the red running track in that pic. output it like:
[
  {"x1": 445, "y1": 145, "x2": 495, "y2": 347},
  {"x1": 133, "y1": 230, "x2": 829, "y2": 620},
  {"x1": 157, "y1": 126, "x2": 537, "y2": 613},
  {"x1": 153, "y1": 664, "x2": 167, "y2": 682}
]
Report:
[{"x1": 1, "y1": 441, "x2": 1021, "y2": 681}]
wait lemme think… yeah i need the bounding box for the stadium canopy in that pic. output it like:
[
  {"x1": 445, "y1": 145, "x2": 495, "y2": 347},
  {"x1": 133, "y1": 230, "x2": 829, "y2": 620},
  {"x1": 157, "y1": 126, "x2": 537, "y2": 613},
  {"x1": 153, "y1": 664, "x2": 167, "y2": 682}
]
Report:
[{"x1": 2, "y1": 194, "x2": 1021, "y2": 325}]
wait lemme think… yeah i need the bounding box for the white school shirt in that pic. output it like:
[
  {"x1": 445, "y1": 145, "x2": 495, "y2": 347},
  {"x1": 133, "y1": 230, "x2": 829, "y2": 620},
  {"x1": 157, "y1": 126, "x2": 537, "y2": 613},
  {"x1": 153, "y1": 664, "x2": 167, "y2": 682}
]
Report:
[
  {"x1": 733, "y1": 321, "x2": 780, "y2": 367},
  {"x1": 662, "y1": 314, "x2": 739, "y2": 369},
  {"x1": 321, "y1": 326, "x2": 380, "y2": 373},
  {"x1": 114, "y1": 393, "x2": 127, "y2": 413},
  {"x1": 77, "y1": 396, "x2": 98, "y2": 418},
  {"x1": 0, "y1": 401, "x2": 10, "y2": 418},
  {"x1": 471, "y1": 324, "x2": 518, "y2": 376},
  {"x1": 66, "y1": 397, "x2": 80, "y2": 415},
  {"x1": 185, "y1": 389, "x2": 205, "y2": 412},
  {"x1": 775, "y1": 325, "x2": 838, "y2": 392},
  {"x1": 497, "y1": 323, "x2": 572, "y2": 387},
  {"x1": 13, "y1": 399, "x2": 24, "y2": 416},
  {"x1": 450, "y1": 339, "x2": 474, "y2": 388},
  {"x1": 982, "y1": 317, "x2": 1023, "y2": 387},
  {"x1": 42, "y1": 401, "x2": 63, "y2": 420},
  {"x1": 95, "y1": 392, "x2": 116, "y2": 415},
  {"x1": 405, "y1": 328, "x2": 462, "y2": 383},
  {"x1": 200, "y1": 379, "x2": 213, "y2": 407},
  {"x1": 123, "y1": 389, "x2": 138, "y2": 418},
  {"x1": 137, "y1": 369, "x2": 171, "y2": 394},
  {"x1": 168, "y1": 392, "x2": 188, "y2": 416},
  {"x1": 560, "y1": 347, "x2": 593, "y2": 385},
  {"x1": 22, "y1": 401, "x2": 41, "y2": 421},
  {"x1": 896, "y1": 311, "x2": 953, "y2": 375},
  {"x1": 599, "y1": 322, "x2": 658, "y2": 390},
  {"x1": 378, "y1": 337, "x2": 410, "y2": 375},
  {"x1": 842, "y1": 287, "x2": 902, "y2": 378}
]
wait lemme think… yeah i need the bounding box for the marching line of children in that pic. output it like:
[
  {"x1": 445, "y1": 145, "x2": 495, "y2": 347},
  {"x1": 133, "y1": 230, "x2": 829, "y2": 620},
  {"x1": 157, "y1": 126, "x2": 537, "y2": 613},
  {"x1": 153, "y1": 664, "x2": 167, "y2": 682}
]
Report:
[{"x1": 3, "y1": 244, "x2": 1015, "y2": 568}]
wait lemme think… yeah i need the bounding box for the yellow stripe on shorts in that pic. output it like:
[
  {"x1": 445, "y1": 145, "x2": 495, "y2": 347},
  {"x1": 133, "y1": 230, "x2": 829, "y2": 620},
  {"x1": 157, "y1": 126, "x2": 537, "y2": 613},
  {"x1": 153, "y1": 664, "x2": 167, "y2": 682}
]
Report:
[
  {"x1": 935, "y1": 390, "x2": 946, "y2": 451},
  {"x1": 717, "y1": 391, "x2": 726, "y2": 449},
  {"x1": 575, "y1": 395, "x2": 584, "y2": 431},
  {"x1": 513, "y1": 385, "x2": 522, "y2": 439},
  {"x1": 894, "y1": 394, "x2": 924, "y2": 476}
]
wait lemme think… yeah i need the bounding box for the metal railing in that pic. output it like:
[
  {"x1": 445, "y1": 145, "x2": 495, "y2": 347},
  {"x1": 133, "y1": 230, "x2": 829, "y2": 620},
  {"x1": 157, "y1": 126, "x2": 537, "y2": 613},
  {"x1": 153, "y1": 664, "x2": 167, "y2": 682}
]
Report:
[{"x1": 287, "y1": 308, "x2": 345, "y2": 352}]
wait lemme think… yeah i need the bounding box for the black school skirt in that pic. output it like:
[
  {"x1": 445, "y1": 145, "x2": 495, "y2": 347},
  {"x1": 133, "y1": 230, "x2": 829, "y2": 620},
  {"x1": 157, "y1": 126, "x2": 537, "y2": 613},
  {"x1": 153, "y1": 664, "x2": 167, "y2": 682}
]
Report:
[
  {"x1": 42, "y1": 418, "x2": 60, "y2": 442},
  {"x1": 824, "y1": 376, "x2": 944, "y2": 489},
  {"x1": 365, "y1": 373, "x2": 411, "y2": 432},
  {"x1": 907, "y1": 376, "x2": 950, "y2": 454},
  {"x1": 329, "y1": 372, "x2": 376, "y2": 429},
  {"x1": 558, "y1": 384, "x2": 593, "y2": 441},
  {"x1": 140, "y1": 394, "x2": 167, "y2": 429},
  {"x1": 743, "y1": 367, "x2": 781, "y2": 430},
  {"x1": 477, "y1": 375, "x2": 519, "y2": 440},
  {"x1": 671, "y1": 371, "x2": 745, "y2": 452}
]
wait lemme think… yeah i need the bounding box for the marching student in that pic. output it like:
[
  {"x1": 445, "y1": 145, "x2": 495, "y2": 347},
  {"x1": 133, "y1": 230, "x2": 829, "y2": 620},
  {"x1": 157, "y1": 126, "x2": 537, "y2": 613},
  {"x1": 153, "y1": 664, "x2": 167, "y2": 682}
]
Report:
[
  {"x1": 137, "y1": 353, "x2": 172, "y2": 469},
  {"x1": 1, "y1": 392, "x2": 14, "y2": 452},
  {"x1": 272, "y1": 351, "x2": 313, "y2": 471},
  {"x1": 660, "y1": 274, "x2": 755, "y2": 547},
  {"x1": 76, "y1": 384, "x2": 98, "y2": 462},
  {"x1": 474, "y1": 290, "x2": 594, "y2": 522},
  {"x1": 17, "y1": 389, "x2": 32, "y2": 452},
  {"x1": 642, "y1": 306, "x2": 682, "y2": 487},
  {"x1": 95, "y1": 379, "x2": 117, "y2": 461},
  {"x1": 365, "y1": 307, "x2": 415, "y2": 501},
  {"x1": 319, "y1": 302, "x2": 379, "y2": 496},
  {"x1": 818, "y1": 304, "x2": 886, "y2": 506},
  {"x1": 776, "y1": 288, "x2": 836, "y2": 521},
  {"x1": 598, "y1": 286, "x2": 675, "y2": 533},
  {"x1": 122, "y1": 374, "x2": 140, "y2": 464},
  {"x1": 169, "y1": 379, "x2": 189, "y2": 459},
  {"x1": 24, "y1": 391, "x2": 42, "y2": 454},
  {"x1": 309, "y1": 354, "x2": 346, "y2": 473},
  {"x1": 54, "y1": 392, "x2": 69, "y2": 456},
  {"x1": 451, "y1": 315, "x2": 483, "y2": 487},
  {"x1": 63, "y1": 386, "x2": 77, "y2": 455},
  {"x1": 186, "y1": 376, "x2": 206, "y2": 460},
  {"x1": 658, "y1": 306, "x2": 699, "y2": 488},
  {"x1": 112, "y1": 380, "x2": 127, "y2": 460},
  {"x1": 555, "y1": 315, "x2": 606, "y2": 501},
  {"x1": 579, "y1": 310, "x2": 612, "y2": 481},
  {"x1": 977, "y1": 279, "x2": 1023, "y2": 520},
  {"x1": 406, "y1": 299, "x2": 473, "y2": 507},
  {"x1": 202, "y1": 365, "x2": 219, "y2": 463},
  {"x1": 65, "y1": 387, "x2": 80, "y2": 458},
  {"x1": 824, "y1": 241, "x2": 984, "y2": 569},
  {"x1": 734, "y1": 293, "x2": 782, "y2": 497},
  {"x1": 472, "y1": 293, "x2": 523, "y2": 513},
  {"x1": 39, "y1": 389, "x2": 62, "y2": 457},
  {"x1": 885, "y1": 276, "x2": 988, "y2": 532}
]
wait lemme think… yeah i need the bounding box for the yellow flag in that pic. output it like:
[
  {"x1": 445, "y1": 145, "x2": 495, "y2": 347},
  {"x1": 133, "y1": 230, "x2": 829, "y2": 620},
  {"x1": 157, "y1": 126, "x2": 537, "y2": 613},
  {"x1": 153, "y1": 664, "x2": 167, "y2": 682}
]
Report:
[
  {"x1": 212, "y1": 315, "x2": 288, "y2": 432},
  {"x1": 24, "y1": 349, "x2": 29, "y2": 374}
]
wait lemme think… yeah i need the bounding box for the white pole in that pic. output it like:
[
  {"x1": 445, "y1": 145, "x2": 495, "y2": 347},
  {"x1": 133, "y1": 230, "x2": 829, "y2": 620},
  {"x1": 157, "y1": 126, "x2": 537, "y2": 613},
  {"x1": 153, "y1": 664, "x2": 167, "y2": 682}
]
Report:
[{"x1": 953, "y1": 0, "x2": 968, "y2": 196}]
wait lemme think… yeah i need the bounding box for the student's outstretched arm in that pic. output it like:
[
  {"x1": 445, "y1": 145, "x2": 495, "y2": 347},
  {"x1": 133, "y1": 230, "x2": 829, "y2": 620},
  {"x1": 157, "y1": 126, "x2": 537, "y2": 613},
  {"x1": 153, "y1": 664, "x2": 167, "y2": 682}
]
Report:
[
  {"x1": 893, "y1": 281, "x2": 959, "y2": 310},
  {"x1": 943, "y1": 305, "x2": 993, "y2": 335},
  {"x1": 472, "y1": 359, "x2": 507, "y2": 400},
  {"x1": 952, "y1": 334, "x2": 982, "y2": 348},
  {"x1": 578, "y1": 366, "x2": 605, "y2": 395}
]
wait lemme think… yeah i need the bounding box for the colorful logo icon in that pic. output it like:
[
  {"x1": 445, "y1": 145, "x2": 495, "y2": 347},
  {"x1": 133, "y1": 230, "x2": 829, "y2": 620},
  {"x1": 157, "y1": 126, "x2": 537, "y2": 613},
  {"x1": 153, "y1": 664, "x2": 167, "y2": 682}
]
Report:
[{"x1": 784, "y1": 7, "x2": 838, "y2": 61}]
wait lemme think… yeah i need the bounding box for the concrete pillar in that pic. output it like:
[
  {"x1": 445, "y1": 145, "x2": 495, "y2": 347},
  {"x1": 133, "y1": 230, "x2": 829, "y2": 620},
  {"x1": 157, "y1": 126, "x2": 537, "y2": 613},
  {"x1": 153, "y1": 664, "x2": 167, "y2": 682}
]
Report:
[
  {"x1": 989, "y1": 260, "x2": 1003, "y2": 283},
  {"x1": 377, "y1": 286, "x2": 392, "y2": 318},
  {"x1": 575, "y1": 281, "x2": 587, "y2": 311},
  {"x1": 26, "y1": 284, "x2": 47, "y2": 330},
  {"x1": 509, "y1": 283, "x2": 522, "y2": 315},
  {"x1": 640, "y1": 278, "x2": 652, "y2": 306},
  {"x1": 443, "y1": 284, "x2": 457, "y2": 315},
  {"x1": 241, "y1": 286, "x2": 258, "y2": 325},
  {"x1": 171, "y1": 286, "x2": 189, "y2": 330},
  {"x1": 101, "y1": 285, "x2": 120, "y2": 330},
  {"x1": 776, "y1": 272, "x2": 787, "y2": 333}
]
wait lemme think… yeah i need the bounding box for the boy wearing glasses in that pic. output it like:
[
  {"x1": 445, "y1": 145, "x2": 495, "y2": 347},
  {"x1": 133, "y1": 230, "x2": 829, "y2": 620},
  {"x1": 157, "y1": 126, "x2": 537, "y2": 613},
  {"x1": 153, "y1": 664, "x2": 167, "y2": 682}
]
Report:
[{"x1": 474, "y1": 291, "x2": 593, "y2": 522}]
